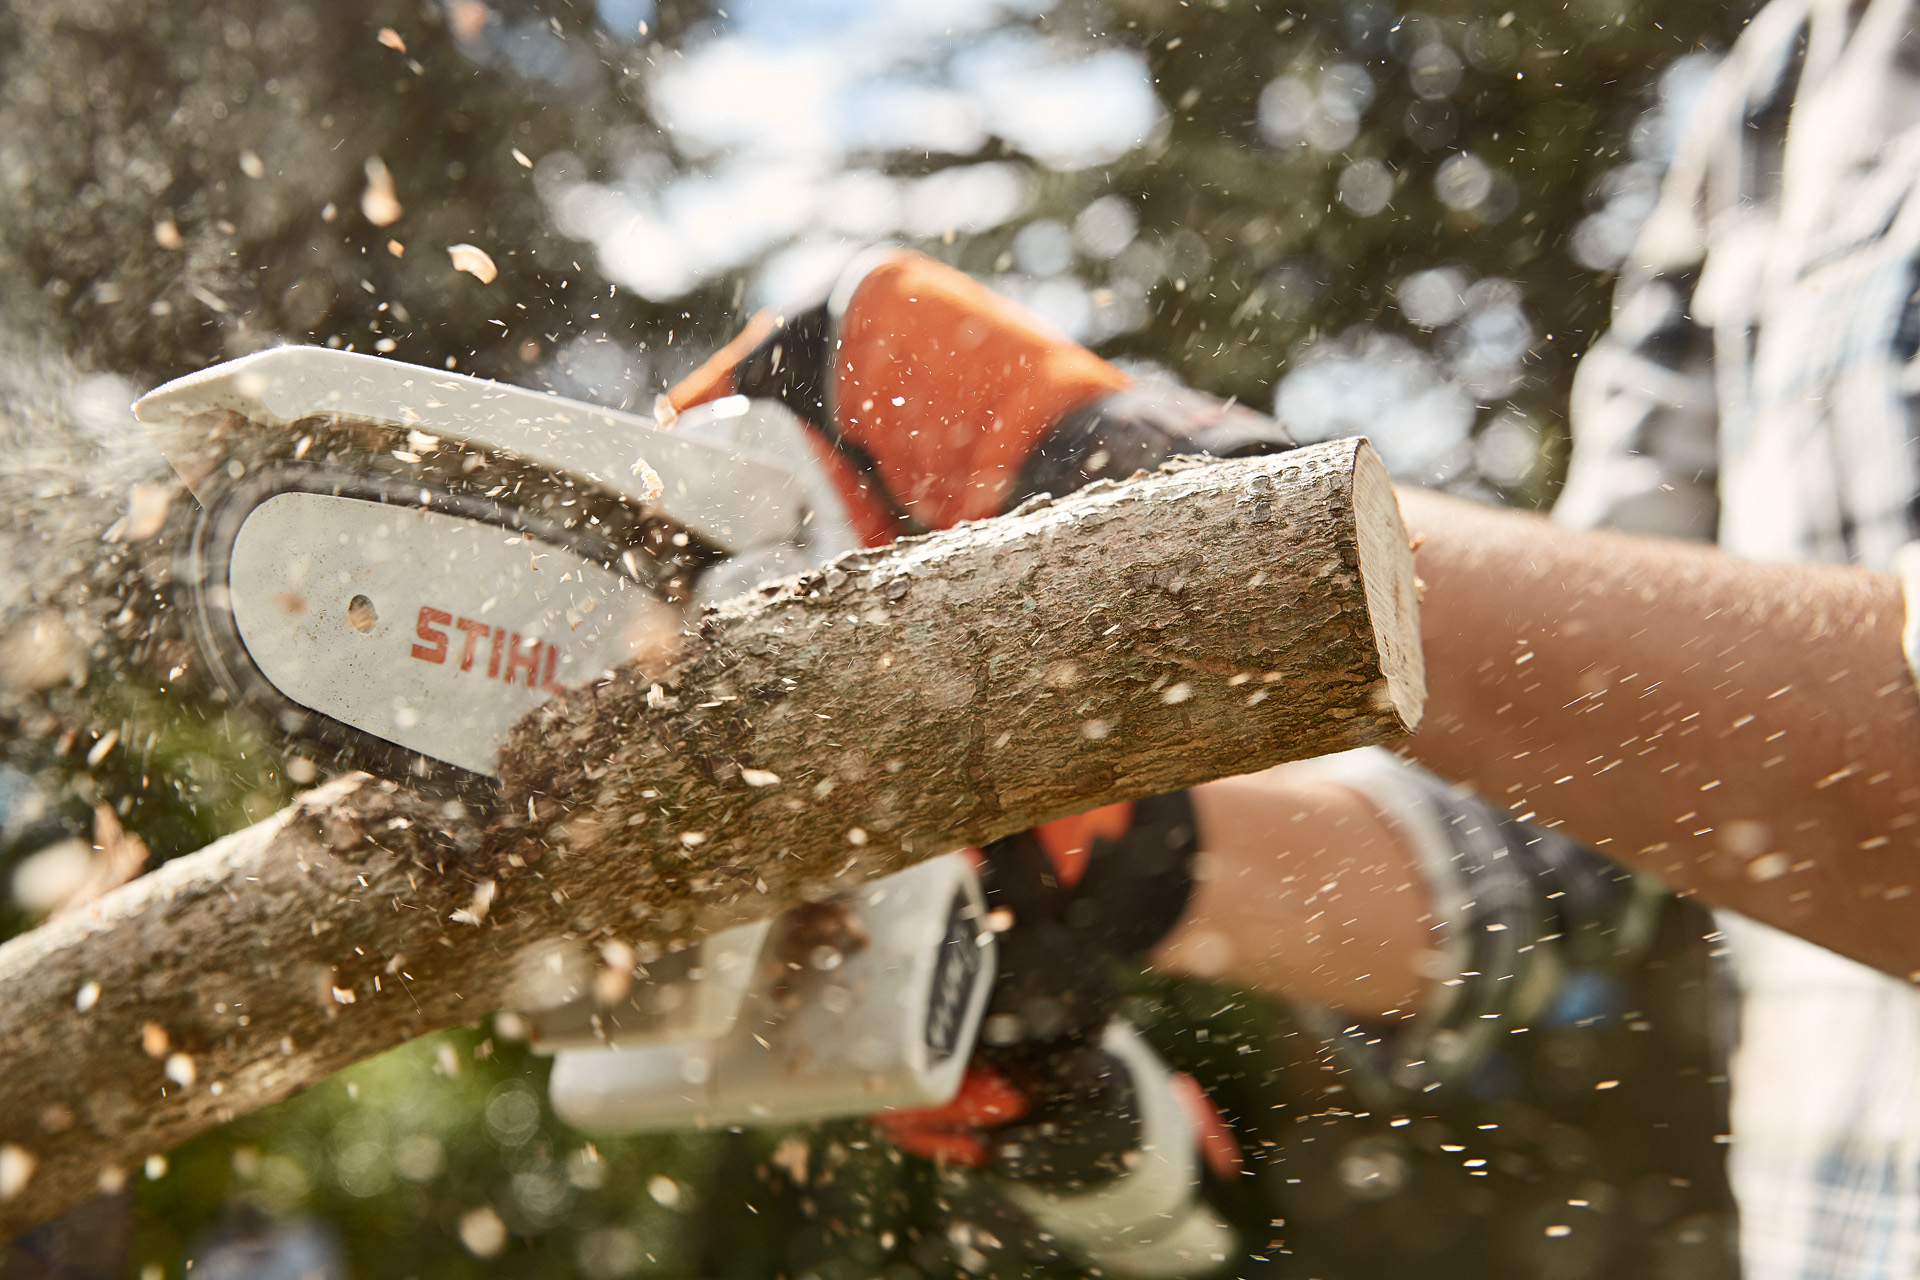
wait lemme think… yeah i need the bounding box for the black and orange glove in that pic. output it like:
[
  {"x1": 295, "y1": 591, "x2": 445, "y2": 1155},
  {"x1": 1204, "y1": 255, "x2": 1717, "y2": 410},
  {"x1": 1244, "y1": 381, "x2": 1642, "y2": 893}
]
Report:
[
  {"x1": 670, "y1": 247, "x2": 1270, "y2": 1190},
  {"x1": 874, "y1": 795, "x2": 1241, "y2": 1190},
  {"x1": 667, "y1": 246, "x2": 1297, "y2": 547}
]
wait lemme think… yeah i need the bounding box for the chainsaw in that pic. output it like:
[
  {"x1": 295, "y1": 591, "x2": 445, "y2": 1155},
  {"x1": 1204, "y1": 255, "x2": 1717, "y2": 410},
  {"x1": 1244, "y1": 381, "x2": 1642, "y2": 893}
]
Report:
[
  {"x1": 133, "y1": 344, "x2": 859, "y2": 795},
  {"x1": 137, "y1": 264, "x2": 1244, "y2": 1275},
  {"x1": 134, "y1": 336, "x2": 1020, "y2": 1107}
]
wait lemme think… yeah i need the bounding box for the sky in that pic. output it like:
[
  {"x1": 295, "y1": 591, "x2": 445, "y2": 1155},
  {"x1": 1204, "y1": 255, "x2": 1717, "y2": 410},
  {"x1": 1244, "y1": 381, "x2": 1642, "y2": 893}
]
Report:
[{"x1": 541, "y1": 0, "x2": 1160, "y2": 309}]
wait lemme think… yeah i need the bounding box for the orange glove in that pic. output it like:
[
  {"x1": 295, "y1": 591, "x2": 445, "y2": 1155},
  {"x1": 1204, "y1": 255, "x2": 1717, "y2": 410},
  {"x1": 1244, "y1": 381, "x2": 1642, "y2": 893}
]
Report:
[{"x1": 669, "y1": 247, "x2": 1293, "y2": 545}]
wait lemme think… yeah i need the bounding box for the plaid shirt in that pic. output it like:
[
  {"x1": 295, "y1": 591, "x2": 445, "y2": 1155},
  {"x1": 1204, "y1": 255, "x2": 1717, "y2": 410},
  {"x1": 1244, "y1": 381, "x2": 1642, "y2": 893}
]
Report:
[{"x1": 1561, "y1": 1, "x2": 1920, "y2": 1275}]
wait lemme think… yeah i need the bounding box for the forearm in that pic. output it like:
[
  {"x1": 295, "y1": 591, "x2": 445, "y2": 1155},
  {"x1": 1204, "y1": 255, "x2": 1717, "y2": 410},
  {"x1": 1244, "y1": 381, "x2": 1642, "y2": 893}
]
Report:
[
  {"x1": 1157, "y1": 769, "x2": 1434, "y2": 1017},
  {"x1": 1397, "y1": 487, "x2": 1920, "y2": 976}
]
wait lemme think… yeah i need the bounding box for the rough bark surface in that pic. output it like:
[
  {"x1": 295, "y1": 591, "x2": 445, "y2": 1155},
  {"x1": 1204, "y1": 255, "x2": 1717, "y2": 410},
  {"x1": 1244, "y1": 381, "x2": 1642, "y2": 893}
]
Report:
[{"x1": 0, "y1": 441, "x2": 1421, "y2": 1236}]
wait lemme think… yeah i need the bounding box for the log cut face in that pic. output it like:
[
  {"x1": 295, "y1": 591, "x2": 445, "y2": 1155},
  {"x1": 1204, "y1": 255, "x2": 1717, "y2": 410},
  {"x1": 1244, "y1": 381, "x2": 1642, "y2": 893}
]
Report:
[
  {"x1": 0, "y1": 440, "x2": 1420, "y2": 1236},
  {"x1": 503, "y1": 438, "x2": 1424, "y2": 940}
]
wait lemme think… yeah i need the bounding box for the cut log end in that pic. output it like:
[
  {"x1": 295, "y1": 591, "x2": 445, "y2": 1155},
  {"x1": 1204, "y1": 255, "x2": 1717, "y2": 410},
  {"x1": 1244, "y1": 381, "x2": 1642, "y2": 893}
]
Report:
[{"x1": 1349, "y1": 439, "x2": 1426, "y2": 736}]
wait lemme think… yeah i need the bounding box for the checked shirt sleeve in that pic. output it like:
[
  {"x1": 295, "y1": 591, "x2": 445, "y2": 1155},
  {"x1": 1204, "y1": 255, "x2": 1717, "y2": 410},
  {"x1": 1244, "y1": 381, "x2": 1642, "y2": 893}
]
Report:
[{"x1": 1558, "y1": 0, "x2": 1817, "y2": 546}]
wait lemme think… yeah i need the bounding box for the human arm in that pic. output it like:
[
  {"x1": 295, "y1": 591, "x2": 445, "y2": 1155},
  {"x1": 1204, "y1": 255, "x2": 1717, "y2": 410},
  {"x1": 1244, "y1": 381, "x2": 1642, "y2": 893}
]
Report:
[
  {"x1": 1158, "y1": 33, "x2": 1920, "y2": 1011},
  {"x1": 1165, "y1": 487, "x2": 1920, "y2": 995},
  {"x1": 1396, "y1": 485, "x2": 1920, "y2": 979},
  {"x1": 1159, "y1": 770, "x2": 1434, "y2": 1019}
]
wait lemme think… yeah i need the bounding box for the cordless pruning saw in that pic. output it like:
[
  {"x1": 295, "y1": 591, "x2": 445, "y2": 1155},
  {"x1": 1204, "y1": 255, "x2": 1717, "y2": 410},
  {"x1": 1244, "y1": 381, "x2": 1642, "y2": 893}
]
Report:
[
  {"x1": 132, "y1": 337, "x2": 1003, "y2": 1130},
  {"x1": 132, "y1": 344, "x2": 858, "y2": 794},
  {"x1": 138, "y1": 247, "x2": 1265, "y2": 1278}
]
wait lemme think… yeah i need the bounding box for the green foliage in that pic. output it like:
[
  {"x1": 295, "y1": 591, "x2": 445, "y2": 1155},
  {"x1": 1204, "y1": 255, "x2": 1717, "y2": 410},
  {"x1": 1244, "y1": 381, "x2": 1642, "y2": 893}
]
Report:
[
  {"x1": 137, "y1": 1027, "x2": 711, "y2": 1279},
  {"x1": 131, "y1": 1023, "x2": 1077, "y2": 1280},
  {"x1": 1, "y1": 0, "x2": 1756, "y2": 498},
  {"x1": 0, "y1": 675, "x2": 293, "y2": 942},
  {"x1": 121, "y1": 890, "x2": 1732, "y2": 1280},
  {"x1": 73, "y1": 678, "x2": 296, "y2": 860}
]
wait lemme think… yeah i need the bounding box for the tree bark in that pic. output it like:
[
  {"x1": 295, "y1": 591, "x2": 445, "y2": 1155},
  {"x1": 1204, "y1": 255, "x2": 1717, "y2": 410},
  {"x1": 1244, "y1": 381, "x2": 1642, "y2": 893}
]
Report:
[{"x1": 0, "y1": 440, "x2": 1422, "y2": 1237}]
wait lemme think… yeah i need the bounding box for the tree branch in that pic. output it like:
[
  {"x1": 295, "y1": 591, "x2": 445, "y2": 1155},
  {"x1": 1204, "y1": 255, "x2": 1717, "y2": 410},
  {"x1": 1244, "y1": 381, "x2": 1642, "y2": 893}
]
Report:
[{"x1": 0, "y1": 441, "x2": 1422, "y2": 1236}]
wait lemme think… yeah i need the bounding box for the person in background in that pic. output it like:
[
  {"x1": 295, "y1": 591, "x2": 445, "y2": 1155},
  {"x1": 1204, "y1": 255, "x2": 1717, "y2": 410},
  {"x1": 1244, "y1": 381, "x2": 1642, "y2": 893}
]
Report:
[{"x1": 1170, "y1": 2, "x2": 1920, "y2": 1276}]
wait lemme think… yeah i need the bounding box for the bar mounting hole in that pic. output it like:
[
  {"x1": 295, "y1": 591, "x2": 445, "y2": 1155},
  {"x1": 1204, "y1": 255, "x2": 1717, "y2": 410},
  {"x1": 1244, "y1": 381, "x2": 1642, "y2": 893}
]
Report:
[{"x1": 346, "y1": 594, "x2": 379, "y2": 633}]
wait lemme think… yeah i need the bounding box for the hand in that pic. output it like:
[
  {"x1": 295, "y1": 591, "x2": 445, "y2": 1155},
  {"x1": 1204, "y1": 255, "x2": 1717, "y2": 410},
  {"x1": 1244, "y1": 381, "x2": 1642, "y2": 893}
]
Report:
[
  {"x1": 879, "y1": 1020, "x2": 1246, "y2": 1280},
  {"x1": 874, "y1": 1052, "x2": 1242, "y2": 1186}
]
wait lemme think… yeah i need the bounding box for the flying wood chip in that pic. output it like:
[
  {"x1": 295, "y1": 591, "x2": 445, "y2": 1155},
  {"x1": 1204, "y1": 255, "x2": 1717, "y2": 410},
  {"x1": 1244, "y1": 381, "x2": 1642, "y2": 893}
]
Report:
[
  {"x1": 447, "y1": 243, "x2": 498, "y2": 284},
  {"x1": 361, "y1": 157, "x2": 402, "y2": 227}
]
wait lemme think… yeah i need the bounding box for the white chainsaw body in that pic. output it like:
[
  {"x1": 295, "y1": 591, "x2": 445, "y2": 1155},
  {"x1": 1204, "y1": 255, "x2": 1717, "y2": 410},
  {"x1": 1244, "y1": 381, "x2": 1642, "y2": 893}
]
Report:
[
  {"x1": 135, "y1": 346, "x2": 852, "y2": 788},
  {"x1": 543, "y1": 853, "x2": 996, "y2": 1132}
]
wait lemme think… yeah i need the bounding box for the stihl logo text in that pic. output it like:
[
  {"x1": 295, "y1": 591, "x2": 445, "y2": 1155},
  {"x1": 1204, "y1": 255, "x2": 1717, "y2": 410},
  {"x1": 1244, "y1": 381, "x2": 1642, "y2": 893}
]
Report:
[{"x1": 409, "y1": 605, "x2": 568, "y2": 694}]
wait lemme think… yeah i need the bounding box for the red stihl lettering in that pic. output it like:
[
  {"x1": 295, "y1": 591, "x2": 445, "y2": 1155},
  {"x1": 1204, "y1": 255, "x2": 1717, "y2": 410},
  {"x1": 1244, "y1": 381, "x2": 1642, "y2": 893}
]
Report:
[
  {"x1": 503, "y1": 632, "x2": 541, "y2": 686},
  {"x1": 407, "y1": 602, "x2": 575, "y2": 696},
  {"x1": 454, "y1": 617, "x2": 491, "y2": 671},
  {"x1": 410, "y1": 607, "x2": 451, "y2": 663}
]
